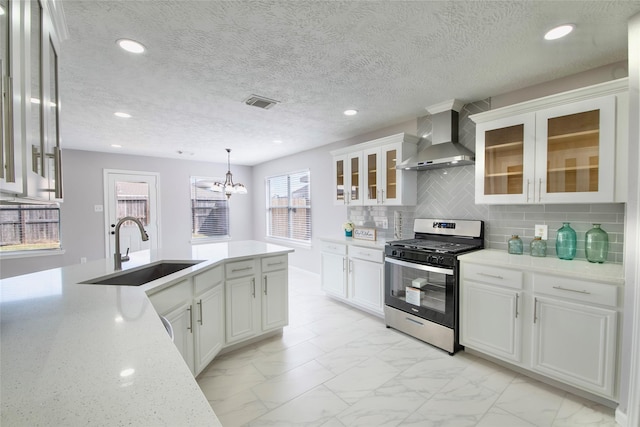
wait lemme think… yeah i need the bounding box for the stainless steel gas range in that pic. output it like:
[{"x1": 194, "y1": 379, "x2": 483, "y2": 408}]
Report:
[{"x1": 384, "y1": 218, "x2": 484, "y2": 354}]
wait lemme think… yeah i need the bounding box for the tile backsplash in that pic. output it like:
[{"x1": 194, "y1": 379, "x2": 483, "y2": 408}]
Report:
[{"x1": 346, "y1": 99, "x2": 626, "y2": 264}]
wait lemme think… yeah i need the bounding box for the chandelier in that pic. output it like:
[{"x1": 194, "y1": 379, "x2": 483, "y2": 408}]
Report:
[{"x1": 212, "y1": 148, "x2": 247, "y2": 198}]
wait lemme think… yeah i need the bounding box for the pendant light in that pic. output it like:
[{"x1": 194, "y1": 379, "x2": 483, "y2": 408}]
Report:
[{"x1": 212, "y1": 148, "x2": 247, "y2": 198}]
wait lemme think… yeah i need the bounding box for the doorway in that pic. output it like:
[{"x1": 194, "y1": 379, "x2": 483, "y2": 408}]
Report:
[{"x1": 103, "y1": 170, "x2": 160, "y2": 259}]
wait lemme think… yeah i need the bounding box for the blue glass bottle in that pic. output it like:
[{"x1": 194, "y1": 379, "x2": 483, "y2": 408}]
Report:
[
  {"x1": 508, "y1": 235, "x2": 523, "y2": 255},
  {"x1": 556, "y1": 222, "x2": 576, "y2": 260},
  {"x1": 530, "y1": 237, "x2": 547, "y2": 257},
  {"x1": 585, "y1": 224, "x2": 608, "y2": 263}
]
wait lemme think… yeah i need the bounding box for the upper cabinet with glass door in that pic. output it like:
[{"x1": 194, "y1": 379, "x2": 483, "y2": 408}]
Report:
[
  {"x1": 331, "y1": 133, "x2": 419, "y2": 206},
  {"x1": 0, "y1": 0, "x2": 24, "y2": 195},
  {"x1": 471, "y1": 79, "x2": 628, "y2": 204},
  {"x1": 0, "y1": 0, "x2": 66, "y2": 202}
]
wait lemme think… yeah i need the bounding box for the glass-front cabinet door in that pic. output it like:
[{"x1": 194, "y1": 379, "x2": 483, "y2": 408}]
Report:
[
  {"x1": 535, "y1": 96, "x2": 615, "y2": 203},
  {"x1": 333, "y1": 155, "x2": 346, "y2": 204},
  {"x1": 347, "y1": 152, "x2": 362, "y2": 205},
  {"x1": 332, "y1": 153, "x2": 363, "y2": 205},
  {"x1": 475, "y1": 113, "x2": 535, "y2": 204},
  {"x1": 363, "y1": 148, "x2": 378, "y2": 204}
]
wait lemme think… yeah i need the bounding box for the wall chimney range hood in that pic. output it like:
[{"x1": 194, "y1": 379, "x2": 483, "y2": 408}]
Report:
[{"x1": 397, "y1": 99, "x2": 475, "y2": 170}]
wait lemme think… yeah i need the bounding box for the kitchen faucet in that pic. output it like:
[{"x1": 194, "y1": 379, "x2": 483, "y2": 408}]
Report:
[{"x1": 113, "y1": 216, "x2": 149, "y2": 270}]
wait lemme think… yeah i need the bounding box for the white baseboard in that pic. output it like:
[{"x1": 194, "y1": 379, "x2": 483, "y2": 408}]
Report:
[{"x1": 615, "y1": 407, "x2": 627, "y2": 427}]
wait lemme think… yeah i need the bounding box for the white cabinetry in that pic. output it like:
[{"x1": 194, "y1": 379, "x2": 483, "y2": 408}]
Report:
[
  {"x1": 1, "y1": 0, "x2": 66, "y2": 201},
  {"x1": 225, "y1": 258, "x2": 259, "y2": 344},
  {"x1": 331, "y1": 133, "x2": 419, "y2": 206},
  {"x1": 148, "y1": 265, "x2": 225, "y2": 376},
  {"x1": 225, "y1": 255, "x2": 290, "y2": 345},
  {"x1": 471, "y1": 79, "x2": 628, "y2": 204},
  {"x1": 532, "y1": 274, "x2": 617, "y2": 398},
  {"x1": 261, "y1": 255, "x2": 289, "y2": 332},
  {"x1": 459, "y1": 254, "x2": 621, "y2": 401},
  {"x1": 320, "y1": 239, "x2": 384, "y2": 316},
  {"x1": 148, "y1": 279, "x2": 195, "y2": 374},
  {"x1": 193, "y1": 266, "x2": 224, "y2": 374},
  {"x1": 460, "y1": 264, "x2": 523, "y2": 363}
]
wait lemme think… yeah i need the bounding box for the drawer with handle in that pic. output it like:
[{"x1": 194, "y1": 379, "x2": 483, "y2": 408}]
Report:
[
  {"x1": 462, "y1": 263, "x2": 523, "y2": 290},
  {"x1": 349, "y1": 246, "x2": 383, "y2": 263},
  {"x1": 225, "y1": 259, "x2": 256, "y2": 279},
  {"x1": 533, "y1": 274, "x2": 618, "y2": 307},
  {"x1": 320, "y1": 240, "x2": 347, "y2": 256},
  {"x1": 261, "y1": 254, "x2": 288, "y2": 273}
]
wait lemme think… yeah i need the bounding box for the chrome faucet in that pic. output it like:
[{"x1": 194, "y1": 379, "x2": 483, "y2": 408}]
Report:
[{"x1": 113, "y1": 216, "x2": 149, "y2": 270}]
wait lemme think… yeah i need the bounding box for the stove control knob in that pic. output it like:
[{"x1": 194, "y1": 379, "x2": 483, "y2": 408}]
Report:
[
  {"x1": 438, "y1": 256, "x2": 445, "y2": 264},
  {"x1": 428, "y1": 255, "x2": 438, "y2": 264}
]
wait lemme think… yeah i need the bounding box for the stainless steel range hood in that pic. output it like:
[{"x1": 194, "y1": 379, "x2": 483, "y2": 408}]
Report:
[{"x1": 397, "y1": 99, "x2": 475, "y2": 170}]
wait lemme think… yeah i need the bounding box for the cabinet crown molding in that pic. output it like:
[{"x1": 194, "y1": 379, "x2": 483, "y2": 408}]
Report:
[
  {"x1": 470, "y1": 78, "x2": 629, "y2": 124},
  {"x1": 330, "y1": 132, "x2": 419, "y2": 156}
]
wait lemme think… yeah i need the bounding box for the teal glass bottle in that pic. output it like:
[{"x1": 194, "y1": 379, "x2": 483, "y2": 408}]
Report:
[
  {"x1": 530, "y1": 236, "x2": 547, "y2": 257},
  {"x1": 555, "y1": 222, "x2": 577, "y2": 260},
  {"x1": 585, "y1": 224, "x2": 609, "y2": 263},
  {"x1": 508, "y1": 235, "x2": 523, "y2": 255}
]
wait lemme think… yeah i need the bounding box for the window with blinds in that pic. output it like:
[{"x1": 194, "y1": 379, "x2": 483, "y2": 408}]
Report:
[
  {"x1": 266, "y1": 170, "x2": 311, "y2": 243},
  {"x1": 0, "y1": 204, "x2": 62, "y2": 252},
  {"x1": 190, "y1": 177, "x2": 230, "y2": 240}
]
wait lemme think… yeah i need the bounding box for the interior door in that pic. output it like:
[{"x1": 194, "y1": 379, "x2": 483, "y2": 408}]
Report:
[{"x1": 104, "y1": 170, "x2": 159, "y2": 258}]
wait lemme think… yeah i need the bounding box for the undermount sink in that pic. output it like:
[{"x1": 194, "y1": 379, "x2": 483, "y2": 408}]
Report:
[{"x1": 81, "y1": 261, "x2": 203, "y2": 286}]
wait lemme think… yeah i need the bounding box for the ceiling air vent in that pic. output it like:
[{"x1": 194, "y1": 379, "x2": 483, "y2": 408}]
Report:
[{"x1": 244, "y1": 95, "x2": 279, "y2": 110}]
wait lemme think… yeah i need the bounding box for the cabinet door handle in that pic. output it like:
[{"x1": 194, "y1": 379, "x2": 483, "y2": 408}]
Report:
[
  {"x1": 3, "y1": 75, "x2": 15, "y2": 181},
  {"x1": 533, "y1": 298, "x2": 538, "y2": 324},
  {"x1": 232, "y1": 266, "x2": 253, "y2": 273},
  {"x1": 54, "y1": 146, "x2": 63, "y2": 199},
  {"x1": 264, "y1": 275, "x2": 268, "y2": 295},
  {"x1": 538, "y1": 178, "x2": 542, "y2": 202},
  {"x1": 343, "y1": 257, "x2": 346, "y2": 271},
  {"x1": 552, "y1": 285, "x2": 591, "y2": 295},
  {"x1": 381, "y1": 189, "x2": 385, "y2": 204},
  {"x1": 478, "y1": 272, "x2": 504, "y2": 280},
  {"x1": 187, "y1": 305, "x2": 193, "y2": 332},
  {"x1": 251, "y1": 277, "x2": 256, "y2": 298},
  {"x1": 515, "y1": 294, "x2": 519, "y2": 319},
  {"x1": 197, "y1": 300, "x2": 203, "y2": 325},
  {"x1": 526, "y1": 179, "x2": 530, "y2": 203},
  {"x1": 349, "y1": 259, "x2": 353, "y2": 273}
]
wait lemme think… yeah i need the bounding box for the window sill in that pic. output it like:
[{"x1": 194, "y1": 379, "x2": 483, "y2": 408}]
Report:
[
  {"x1": 265, "y1": 237, "x2": 312, "y2": 250},
  {"x1": 0, "y1": 249, "x2": 66, "y2": 260}
]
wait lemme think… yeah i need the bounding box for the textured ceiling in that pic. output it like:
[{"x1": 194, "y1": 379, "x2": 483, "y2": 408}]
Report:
[{"x1": 58, "y1": 0, "x2": 640, "y2": 166}]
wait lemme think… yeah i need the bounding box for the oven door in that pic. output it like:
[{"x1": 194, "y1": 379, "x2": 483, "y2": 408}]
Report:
[{"x1": 384, "y1": 257, "x2": 456, "y2": 328}]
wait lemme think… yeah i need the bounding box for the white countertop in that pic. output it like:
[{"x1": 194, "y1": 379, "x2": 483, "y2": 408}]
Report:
[
  {"x1": 0, "y1": 240, "x2": 293, "y2": 426},
  {"x1": 458, "y1": 249, "x2": 625, "y2": 285},
  {"x1": 319, "y1": 235, "x2": 387, "y2": 249}
]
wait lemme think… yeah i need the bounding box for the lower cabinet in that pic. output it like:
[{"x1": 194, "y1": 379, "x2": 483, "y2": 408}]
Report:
[
  {"x1": 149, "y1": 254, "x2": 290, "y2": 376},
  {"x1": 320, "y1": 240, "x2": 384, "y2": 316},
  {"x1": 532, "y1": 294, "x2": 617, "y2": 398},
  {"x1": 460, "y1": 260, "x2": 620, "y2": 400}
]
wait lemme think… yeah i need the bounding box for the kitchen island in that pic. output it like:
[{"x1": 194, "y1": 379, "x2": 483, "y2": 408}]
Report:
[{"x1": 0, "y1": 241, "x2": 293, "y2": 426}]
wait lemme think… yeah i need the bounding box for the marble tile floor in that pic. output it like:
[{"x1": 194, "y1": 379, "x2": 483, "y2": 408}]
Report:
[{"x1": 196, "y1": 267, "x2": 617, "y2": 427}]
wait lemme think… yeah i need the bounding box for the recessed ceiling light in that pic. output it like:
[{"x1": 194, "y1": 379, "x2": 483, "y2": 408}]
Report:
[
  {"x1": 344, "y1": 109, "x2": 358, "y2": 116},
  {"x1": 111, "y1": 144, "x2": 122, "y2": 148},
  {"x1": 273, "y1": 140, "x2": 283, "y2": 144},
  {"x1": 117, "y1": 38, "x2": 145, "y2": 54},
  {"x1": 114, "y1": 112, "x2": 131, "y2": 118},
  {"x1": 544, "y1": 24, "x2": 574, "y2": 41}
]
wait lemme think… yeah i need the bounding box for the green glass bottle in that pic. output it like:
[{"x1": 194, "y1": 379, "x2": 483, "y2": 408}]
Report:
[
  {"x1": 555, "y1": 223, "x2": 576, "y2": 260},
  {"x1": 585, "y1": 224, "x2": 609, "y2": 263},
  {"x1": 530, "y1": 236, "x2": 547, "y2": 257},
  {"x1": 508, "y1": 235, "x2": 523, "y2": 255}
]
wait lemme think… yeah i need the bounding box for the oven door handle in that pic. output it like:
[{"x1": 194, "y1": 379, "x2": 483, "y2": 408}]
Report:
[{"x1": 384, "y1": 257, "x2": 453, "y2": 276}]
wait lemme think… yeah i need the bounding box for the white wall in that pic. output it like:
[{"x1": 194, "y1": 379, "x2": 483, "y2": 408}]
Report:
[
  {"x1": 250, "y1": 119, "x2": 417, "y2": 274},
  {"x1": 0, "y1": 149, "x2": 253, "y2": 278}
]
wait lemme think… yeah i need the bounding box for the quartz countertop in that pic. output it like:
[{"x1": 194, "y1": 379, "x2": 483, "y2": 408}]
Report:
[
  {"x1": 319, "y1": 235, "x2": 387, "y2": 249},
  {"x1": 458, "y1": 249, "x2": 624, "y2": 285},
  {"x1": 0, "y1": 240, "x2": 293, "y2": 426}
]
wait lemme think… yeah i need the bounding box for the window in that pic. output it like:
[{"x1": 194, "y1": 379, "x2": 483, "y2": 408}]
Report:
[
  {"x1": 190, "y1": 177, "x2": 229, "y2": 240},
  {"x1": 0, "y1": 204, "x2": 61, "y2": 252},
  {"x1": 266, "y1": 170, "x2": 311, "y2": 243}
]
